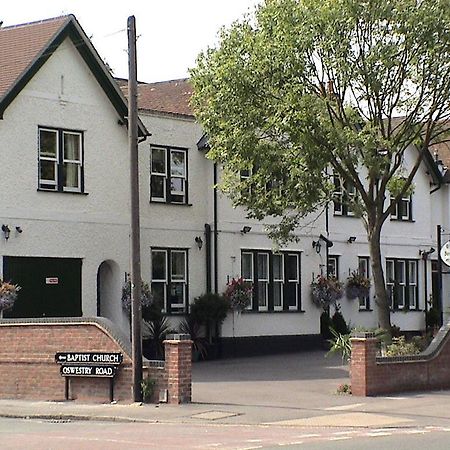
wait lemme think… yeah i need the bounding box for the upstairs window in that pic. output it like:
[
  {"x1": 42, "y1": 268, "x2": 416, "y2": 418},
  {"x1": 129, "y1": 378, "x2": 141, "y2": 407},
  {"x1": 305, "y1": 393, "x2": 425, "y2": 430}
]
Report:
[
  {"x1": 151, "y1": 146, "x2": 188, "y2": 204},
  {"x1": 391, "y1": 195, "x2": 412, "y2": 221},
  {"x1": 333, "y1": 173, "x2": 356, "y2": 216},
  {"x1": 38, "y1": 128, "x2": 83, "y2": 192}
]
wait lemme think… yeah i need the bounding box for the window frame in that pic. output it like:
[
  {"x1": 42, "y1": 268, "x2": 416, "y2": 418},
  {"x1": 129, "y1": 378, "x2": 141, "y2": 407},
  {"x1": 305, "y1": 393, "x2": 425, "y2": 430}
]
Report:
[
  {"x1": 332, "y1": 173, "x2": 357, "y2": 217},
  {"x1": 391, "y1": 195, "x2": 413, "y2": 221},
  {"x1": 151, "y1": 247, "x2": 189, "y2": 314},
  {"x1": 327, "y1": 255, "x2": 339, "y2": 278},
  {"x1": 38, "y1": 127, "x2": 84, "y2": 193},
  {"x1": 385, "y1": 258, "x2": 419, "y2": 310},
  {"x1": 240, "y1": 249, "x2": 302, "y2": 312},
  {"x1": 150, "y1": 145, "x2": 189, "y2": 204},
  {"x1": 358, "y1": 256, "x2": 371, "y2": 310}
]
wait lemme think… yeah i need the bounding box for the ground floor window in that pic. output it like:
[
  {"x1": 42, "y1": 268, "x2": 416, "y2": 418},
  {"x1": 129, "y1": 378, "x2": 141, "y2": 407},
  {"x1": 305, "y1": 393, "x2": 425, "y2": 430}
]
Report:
[
  {"x1": 358, "y1": 256, "x2": 370, "y2": 310},
  {"x1": 151, "y1": 248, "x2": 188, "y2": 314},
  {"x1": 241, "y1": 250, "x2": 302, "y2": 312},
  {"x1": 386, "y1": 258, "x2": 418, "y2": 310}
]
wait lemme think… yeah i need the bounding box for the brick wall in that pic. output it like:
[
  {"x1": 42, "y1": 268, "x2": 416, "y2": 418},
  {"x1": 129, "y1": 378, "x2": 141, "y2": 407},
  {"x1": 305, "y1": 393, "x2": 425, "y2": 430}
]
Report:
[
  {"x1": 351, "y1": 323, "x2": 450, "y2": 396},
  {"x1": 0, "y1": 318, "x2": 191, "y2": 404}
]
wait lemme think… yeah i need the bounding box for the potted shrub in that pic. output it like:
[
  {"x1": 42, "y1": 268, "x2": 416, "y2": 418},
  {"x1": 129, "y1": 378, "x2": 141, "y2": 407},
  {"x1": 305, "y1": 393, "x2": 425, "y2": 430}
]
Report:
[
  {"x1": 190, "y1": 293, "x2": 230, "y2": 359},
  {"x1": 178, "y1": 314, "x2": 208, "y2": 361},
  {"x1": 224, "y1": 277, "x2": 252, "y2": 312},
  {"x1": 346, "y1": 271, "x2": 370, "y2": 300},
  {"x1": 0, "y1": 278, "x2": 21, "y2": 314},
  {"x1": 311, "y1": 275, "x2": 343, "y2": 310},
  {"x1": 121, "y1": 277, "x2": 153, "y2": 316}
]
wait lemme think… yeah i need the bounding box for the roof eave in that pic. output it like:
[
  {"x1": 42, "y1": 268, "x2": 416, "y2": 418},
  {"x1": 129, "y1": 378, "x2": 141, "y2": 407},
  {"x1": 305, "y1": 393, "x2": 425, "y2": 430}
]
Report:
[{"x1": 0, "y1": 15, "x2": 148, "y2": 137}]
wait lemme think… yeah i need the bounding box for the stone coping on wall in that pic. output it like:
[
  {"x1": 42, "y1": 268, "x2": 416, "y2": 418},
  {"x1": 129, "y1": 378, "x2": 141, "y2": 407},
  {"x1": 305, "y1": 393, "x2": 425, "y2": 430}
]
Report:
[{"x1": 0, "y1": 317, "x2": 132, "y2": 359}]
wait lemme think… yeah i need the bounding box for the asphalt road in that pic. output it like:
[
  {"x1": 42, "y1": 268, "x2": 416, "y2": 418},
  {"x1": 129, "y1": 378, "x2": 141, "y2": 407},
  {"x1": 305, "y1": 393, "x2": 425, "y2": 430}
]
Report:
[{"x1": 2, "y1": 417, "x2": 450, "y2": 450}]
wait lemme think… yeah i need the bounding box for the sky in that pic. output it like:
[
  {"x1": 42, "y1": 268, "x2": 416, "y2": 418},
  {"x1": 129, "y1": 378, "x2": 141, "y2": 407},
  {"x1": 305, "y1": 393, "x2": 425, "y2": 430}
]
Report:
[{"x1": 2, "y1": 0, "x2": 262, "y2": 83}]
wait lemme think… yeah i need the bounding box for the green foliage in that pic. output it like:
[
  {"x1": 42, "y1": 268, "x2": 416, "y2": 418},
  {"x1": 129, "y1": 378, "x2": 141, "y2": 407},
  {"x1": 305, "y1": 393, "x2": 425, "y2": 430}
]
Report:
[
  {"x1": 426, "y1": 307, "x2": 441, "y2": 329},
  {"x1": 331, "y1": 306, "x2": 350, "y2": 335},
  {"x1": 141, "y1": 377, "x2": 156, "y2": 403},
  {"x1": 146, "y1": 316, "x2": 172, "y2": 360},
  {"x1": 327, "y1": 327, "x2": 352, "y2": 364},
  {"x1": 178, "y1": 315, "x2": 208, "y2": 360},
  {"x1": 190, "y1": 293, "x2": 230, "y2": 344},
  {"x1": 336, "y1": 383, "x2": 352, "y2": 395},
  {"x1": 385, "y1": 336, "x2": 421, "y2": 356},
  {"x1": 191, "y1": 0, "x2": 450, "y2": 332}
]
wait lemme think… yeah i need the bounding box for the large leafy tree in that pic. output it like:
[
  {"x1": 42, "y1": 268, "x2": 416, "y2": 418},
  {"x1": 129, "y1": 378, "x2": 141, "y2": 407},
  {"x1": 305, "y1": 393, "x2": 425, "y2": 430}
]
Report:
[{"x1": 190, "y1": 0, "x2": 450, "y2": 333}]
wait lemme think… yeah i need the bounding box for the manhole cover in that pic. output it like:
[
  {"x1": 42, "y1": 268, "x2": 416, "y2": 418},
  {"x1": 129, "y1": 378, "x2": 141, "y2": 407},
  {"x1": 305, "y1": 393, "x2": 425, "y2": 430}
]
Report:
[{"x1": 191, "y1": 410, "x2": 240, "y2": 420}]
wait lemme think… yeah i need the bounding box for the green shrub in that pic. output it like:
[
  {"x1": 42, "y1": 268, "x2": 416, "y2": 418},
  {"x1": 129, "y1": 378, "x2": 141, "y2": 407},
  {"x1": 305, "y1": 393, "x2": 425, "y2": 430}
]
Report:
[
  {"x1": 385, "y1": 336, "x2": 421, "y2": 357},
  {"x1": 327, "y1": 327, "x2": 352, "y2": 363},
  {"x1": 190, "y1": 293, "x2": 230, "y2": 344},
  {"x1": 141, "y1": 377, "x2": 156, "y2": 403}
]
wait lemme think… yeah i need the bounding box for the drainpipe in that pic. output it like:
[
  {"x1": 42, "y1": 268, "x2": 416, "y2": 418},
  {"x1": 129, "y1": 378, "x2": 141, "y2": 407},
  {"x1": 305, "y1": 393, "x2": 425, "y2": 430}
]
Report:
[
  {"x1": 213, "y1": 163, "x2": 219, "y2": 294},
  {"x1": 437, "y1": 224, "x2": 443, "y2": 326},
  {"x1": 205, "y1": 224, "x2": 212, "y2": 293}
]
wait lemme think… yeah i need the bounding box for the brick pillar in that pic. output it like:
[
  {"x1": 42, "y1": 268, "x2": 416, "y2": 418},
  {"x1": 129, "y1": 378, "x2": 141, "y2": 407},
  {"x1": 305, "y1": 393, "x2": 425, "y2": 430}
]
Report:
[
  {"x1": 164, "y1": 334, "x2": 192, "y2": 404},
  {"x1": 350, "y1": 332, "x2": 378, "y2": 396}
]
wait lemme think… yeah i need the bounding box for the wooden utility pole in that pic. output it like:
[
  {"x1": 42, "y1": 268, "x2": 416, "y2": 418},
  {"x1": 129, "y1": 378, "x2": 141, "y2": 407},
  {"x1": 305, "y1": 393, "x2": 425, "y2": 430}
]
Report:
[{"x1": 128, "y1": 15, "x2": 143, "y2": 402}]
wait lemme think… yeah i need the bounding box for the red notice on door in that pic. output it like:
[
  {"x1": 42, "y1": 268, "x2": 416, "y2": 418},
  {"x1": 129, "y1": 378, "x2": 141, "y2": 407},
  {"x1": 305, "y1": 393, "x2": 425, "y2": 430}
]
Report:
[{"x1": 45, "y1": 277, "x2": 59, "y2": 285}]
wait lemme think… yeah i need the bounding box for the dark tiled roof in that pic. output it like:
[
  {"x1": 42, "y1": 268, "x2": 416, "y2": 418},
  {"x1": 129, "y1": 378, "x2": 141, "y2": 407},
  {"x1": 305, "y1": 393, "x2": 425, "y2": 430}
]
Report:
[
  {"x1": 0, "y1": 16, "x2": 69, "y2": 100},
  {"x1": 120, "y1": 78, "x2": 194, "y2": 117}
]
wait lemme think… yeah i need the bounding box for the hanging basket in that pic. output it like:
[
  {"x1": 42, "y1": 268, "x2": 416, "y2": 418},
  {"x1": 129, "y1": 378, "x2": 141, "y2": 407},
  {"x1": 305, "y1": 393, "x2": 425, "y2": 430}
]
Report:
[
  {"x1": 345, "y1": 271, "x2": 370, "y2": 300},
  {"x1": 310, "y1": 275, "x2": 343, "y2": 309},
  {"x1": 0, "y1": 279, "x2": 21, "y2": 312}
]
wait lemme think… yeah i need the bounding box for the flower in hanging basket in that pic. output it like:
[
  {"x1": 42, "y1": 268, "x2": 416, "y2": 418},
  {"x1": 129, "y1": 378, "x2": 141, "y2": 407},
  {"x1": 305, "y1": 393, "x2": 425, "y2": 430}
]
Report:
[
  {"x1": 311, "y1": 275, "x2": 343, "y2": 309},
  {"x1": 0, "y1": 278, "x2": 21, "y2": 312},
  {"x1": 345, "y1": 271, "x2": 370, "y2": 300},
  {"x1": 224, "y1": 277, "x2": 253, "y2": 311},
  {"x1": 121, "y1": 278, "x2": 152, "y2": 313}
]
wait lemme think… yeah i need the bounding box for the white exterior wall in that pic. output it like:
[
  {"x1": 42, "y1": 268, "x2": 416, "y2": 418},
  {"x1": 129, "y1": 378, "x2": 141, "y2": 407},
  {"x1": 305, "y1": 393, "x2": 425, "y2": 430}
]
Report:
[
  {"x1": 137, "y1": 112, "x2": 208, "y2": 330},
  {"x1": 0, "y1": 38, "x2": 131, "y2": 332}
]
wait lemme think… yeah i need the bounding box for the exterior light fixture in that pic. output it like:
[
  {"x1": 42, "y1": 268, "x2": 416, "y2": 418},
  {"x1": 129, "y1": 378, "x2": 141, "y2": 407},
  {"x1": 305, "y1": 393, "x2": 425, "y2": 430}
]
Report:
[
  {"x1": 312, "y1": 240, "x2": 322, "y2": 253},
  {"x1": 1, "y1": 224, "x2": 11, "y2": 240},
  {"x1": 313, "y1": 234, "x2": 333, "y2": 253},
  {"x1": 240, "y1": 226, "x2": 252, "y2": 234},
  {"x1": 15, "y1": 226, "x2": 23, "y2": 234},
  {"x1": 420, "y1": 247, "x2": 435, "y2": 260},
  {"x1": 194, "y1": 236, "x2": 203, "y2": 250},
  {"x1": 347, "y1": 236, "x2": 356, "y2": 243}
]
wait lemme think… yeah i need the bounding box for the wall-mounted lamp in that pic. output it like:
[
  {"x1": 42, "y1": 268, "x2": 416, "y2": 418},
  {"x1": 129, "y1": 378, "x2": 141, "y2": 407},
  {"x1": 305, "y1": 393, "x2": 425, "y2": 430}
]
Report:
[
  {"x1": 15, "y1": 226, "x2": 23, "y2": 234},
  {"x1": 1, "y1": 224, "x2": 11, "y2": 240},
  {"x1": 419, "y1": 247, "x2": 435, "y2": 259},
  {"x1": 240, "y1": 226, "x2": 252, "y2": 234},
  {"x1": 347, "y1": 236, "x2": 356, "y2": 243},
  {"x1": 312, "y1": 234, "x2": 334, "y2": 254},
  {"x1": 312, "y1": 240, "x2": 322, "y2": 253},
  {"x1": 194, "y1": 236, "x2": 203, "y2": 250}
]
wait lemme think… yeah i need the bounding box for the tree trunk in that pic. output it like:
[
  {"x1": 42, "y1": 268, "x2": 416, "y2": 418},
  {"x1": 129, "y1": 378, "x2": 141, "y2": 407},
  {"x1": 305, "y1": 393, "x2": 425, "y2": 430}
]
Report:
[{"x1": 368, "y1": 224, "x2": 392, "y2": 337}]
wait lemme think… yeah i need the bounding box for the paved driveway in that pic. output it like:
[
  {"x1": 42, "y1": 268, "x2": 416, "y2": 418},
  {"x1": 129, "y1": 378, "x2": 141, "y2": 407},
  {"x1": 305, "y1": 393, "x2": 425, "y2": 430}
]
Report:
[{"x1": 192, "y1": 351, "x2": 350, "y2": 410}]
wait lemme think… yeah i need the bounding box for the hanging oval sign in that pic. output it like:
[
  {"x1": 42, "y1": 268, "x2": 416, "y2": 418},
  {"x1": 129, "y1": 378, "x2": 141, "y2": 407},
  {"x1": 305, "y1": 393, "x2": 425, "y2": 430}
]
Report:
[{"x1": 440, "y1": 241, "x2": 450, "y2": 267}]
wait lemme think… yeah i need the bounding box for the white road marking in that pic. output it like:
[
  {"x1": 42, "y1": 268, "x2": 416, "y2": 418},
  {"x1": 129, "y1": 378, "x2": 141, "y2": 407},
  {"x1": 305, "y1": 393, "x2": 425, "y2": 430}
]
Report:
[
  {"x1": 329, "y1": 436, "x2": 352, "y2": 441},
  {"x1": 325, "y1": 403, "x2": 365, "y2": 411},
  {"x1": 366, "y1": 432, "x2": 393, "y2": 437},
  {"x1": 293, "y1": 434, "x2": 320, "y2": 438},
  {"x1": 333, "y1": 430, "x2": 359, "y2": 435}
]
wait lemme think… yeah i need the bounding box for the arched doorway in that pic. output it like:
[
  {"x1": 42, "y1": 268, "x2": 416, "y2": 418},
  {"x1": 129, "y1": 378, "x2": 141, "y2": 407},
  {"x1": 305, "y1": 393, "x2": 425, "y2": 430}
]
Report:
[{"x1": 96, "y1": 260, "x2": 122, "y2": 323}]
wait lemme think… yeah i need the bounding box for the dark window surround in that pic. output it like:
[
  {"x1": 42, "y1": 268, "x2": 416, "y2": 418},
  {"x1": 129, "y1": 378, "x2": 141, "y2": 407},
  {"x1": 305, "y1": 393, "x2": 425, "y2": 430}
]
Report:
[
  {"x1": 38, "y1": 126, "x2": 85, "y2": 193},
  {"x1": 358, "y1": 256, "x2": 371, "y2": 310},
  {"x1": 390, "y1": 195, "x2": 413, "y2": 221},
  {"x1": 150, "y1": 144, "x2": 189, "y2": 205},
  {"x1": 241, "y1": 249, "x2": 302, "y2": 313},
  {"x1": 386, "y1": 257, "x2": 419, "y2": 311},
  {"x1": 327, "y1": 255, "x2": 339, "y2": 278},
  {"x1": 151, "y1": 246, "x2": 189, "y2": 315},
  {"x1": 333, "y1": 173, "x2": 357, "y2": 217}
]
